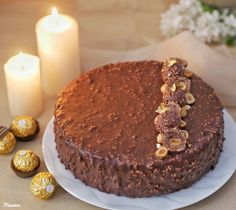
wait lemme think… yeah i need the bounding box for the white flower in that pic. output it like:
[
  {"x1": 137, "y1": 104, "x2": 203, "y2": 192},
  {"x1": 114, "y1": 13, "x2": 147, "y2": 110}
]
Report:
[
  {"x1": 224, "y1": 14, "x2": 236, "y2": 28},
  {"x1": 160, "y1": 0, "x2": 236, "y2": 44},
  {"x1": 222, "y1": 14, "x2": 236, "y2": 37},
  {"x1": 194, "y1": 10, "x2": 223, "y2": 43},
  {"x1": 160, "y1": 0, "x2": 202, "y2": 37}
]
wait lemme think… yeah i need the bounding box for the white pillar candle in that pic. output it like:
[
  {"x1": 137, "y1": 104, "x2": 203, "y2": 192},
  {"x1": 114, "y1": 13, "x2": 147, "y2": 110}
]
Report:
[
  {"x1": 4, "y1": 52, "x2": 43, "y2": 117},
  {"x1": 36, "y1": 7, "x2": 80, "y2": 97}
]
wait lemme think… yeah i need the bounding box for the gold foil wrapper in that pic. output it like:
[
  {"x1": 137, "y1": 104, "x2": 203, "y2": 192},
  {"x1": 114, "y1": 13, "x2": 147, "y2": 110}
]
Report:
[
  {"x1": 11, "y1": 115, "x2": 37, "y2": 138},
  {"x1": 13, "y1": 149, "x2": 39, "y2": 172},
  {"x1": 0, "y1": 131, "x2": 16, "y2": 154},
  {"x1": 30, "y1": 172, "x2": 56, "y2": 199}
]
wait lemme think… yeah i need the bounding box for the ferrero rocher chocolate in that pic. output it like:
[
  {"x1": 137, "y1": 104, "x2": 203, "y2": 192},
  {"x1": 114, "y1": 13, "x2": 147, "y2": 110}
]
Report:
[
  {"x1": 10, "y1": 115, "x2": 40, "y2": 141},
  {"x1": 0, "y1": 126, "x2": 16, "y2": 154},
  {"x1": 30, "y1": 172, "x2": 56, "y2": 199},
  {"x1": 11, "y1": 149, "x2": 40, "y2": 178},
  {"x1": 154, "y1": 57, "x2": 194, "y2": 156}
]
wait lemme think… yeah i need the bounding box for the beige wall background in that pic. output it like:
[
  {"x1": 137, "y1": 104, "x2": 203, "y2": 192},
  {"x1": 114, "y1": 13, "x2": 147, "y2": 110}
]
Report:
[
  {"x1": 1, "y1": 0, "x2": 235, "y2": 63},
  {"x1": 0, "y1": 0, "x2": 178, "y2": 61}
]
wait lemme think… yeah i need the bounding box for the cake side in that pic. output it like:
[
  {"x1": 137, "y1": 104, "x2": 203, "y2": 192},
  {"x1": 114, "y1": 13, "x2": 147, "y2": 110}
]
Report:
[{"x1": 54, "y1": 60, "x2": 224, "y2": 197}]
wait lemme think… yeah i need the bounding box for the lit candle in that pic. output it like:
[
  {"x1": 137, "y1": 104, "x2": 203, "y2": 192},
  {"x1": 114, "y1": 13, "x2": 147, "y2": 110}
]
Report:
[
  {"x1": 36, "y1": 7, "x2": 80, "y2": 97},
  {"x1": 4, "y1": 52, "x2": 43, "y2": 117}
]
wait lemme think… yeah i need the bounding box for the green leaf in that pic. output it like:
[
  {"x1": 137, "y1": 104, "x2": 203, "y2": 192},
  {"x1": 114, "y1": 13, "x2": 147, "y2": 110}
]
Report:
[
  {"x1": 225, "y1": 36, "x2": 236, "y2": 47},
  {"x1": 200, "y1": 1, "x2": 219, "y2": 13}
]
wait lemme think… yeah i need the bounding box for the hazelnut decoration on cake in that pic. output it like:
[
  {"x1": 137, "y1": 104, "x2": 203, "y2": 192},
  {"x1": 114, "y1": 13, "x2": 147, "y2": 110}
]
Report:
[{"x1": 54, "y1": 58, "x2": 224, "y2": 197}]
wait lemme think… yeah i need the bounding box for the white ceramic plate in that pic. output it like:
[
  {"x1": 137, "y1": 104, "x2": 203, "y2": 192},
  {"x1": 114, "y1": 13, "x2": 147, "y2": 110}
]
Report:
[{"x1": 42, "y1": 110, "x2": 235, "y2": 210}]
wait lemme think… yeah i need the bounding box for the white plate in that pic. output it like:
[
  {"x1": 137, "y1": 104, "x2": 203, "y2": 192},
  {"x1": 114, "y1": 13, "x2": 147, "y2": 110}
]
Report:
[{"x1": 42, "y1": 110, "x2": 235, "y2": 210}]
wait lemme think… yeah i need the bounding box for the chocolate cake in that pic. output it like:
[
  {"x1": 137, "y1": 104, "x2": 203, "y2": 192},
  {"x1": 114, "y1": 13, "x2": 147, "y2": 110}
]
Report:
[{"x1": 54, "y1": 59, "x2": 224, "y2": 197}]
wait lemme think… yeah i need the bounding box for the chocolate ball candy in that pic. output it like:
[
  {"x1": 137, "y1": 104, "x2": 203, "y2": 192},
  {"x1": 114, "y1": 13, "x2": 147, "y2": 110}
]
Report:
[
  {"x1": 10, "y1": 115, "x2": 40, "y2": 141},
  {"x1": 163, "y1": 89, "x2": 187, "y2": 106},
  {"x1": 11, "y1": 149, "x2": 40, "y2": 178},
  {"x1": 30, "y1": 172, "x2": 57, "y2": 199},
  {"x1": 160, "y1": 128, "x2": 188, "y2": 152},
  {"x1": 0, "y1": 126, "x2": 16, "y2": 154},
  {"x1": 154, "y1": 110, "x2": 181, "y2": 132},
  {"x1": 161, "y1": 58, "x2": 188, "y2": 82}
]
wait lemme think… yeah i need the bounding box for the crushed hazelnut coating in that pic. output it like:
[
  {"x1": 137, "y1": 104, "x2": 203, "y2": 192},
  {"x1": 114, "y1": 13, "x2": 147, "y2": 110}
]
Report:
[
  {"x1": 180, "y1": 120, "x2": 187, "y2": 128},
  {"x1": 11, "y1": 115, "x2": 37, "y2": 138},
  {"x1": 180, "y1": 105, "x2": 191, "y2": 117},
  {"x1": 30, "y1": 172, "x2": 56, "y2": 199},
  {"x1": 184, "y1": 69, "x2": 193, "y2": 78},
  {"x1": 170, "y1": 83, "x2": 176, "y2": 92},
  {"x1": 186, "y1": 92, "x2": 195, "y2": 104},
  {"x1": 160, "y1": 84, "x2": 167, "y2": 93},
  {"x1": 185, "y1": 105, "x2": 191, "y2": 110},
  {"x1": 180, "y1": 106, "x2": 187, "y2": 117},
  {"x1": 157, "y1": 133, "x2": 163, "y2": 143},
  {"x1": 156, "y1": 143, "x2": 161, "y2": 149},
  {"x1": 166, "y1": 59, "x2": 177, "y2": 67},
  {"x1": 155, "y1": 146, "x2": 168, "y2": 158},
  {"x1": 181, "y1": 130, "x2": 189, "y2": 139},
  {"x1": 155, "y1": 103, "x2": 169, "y2": 114},
  {"x1": 0, "y1": 131, "x2": 16, "y2": 154},
  {"x1": 177, "y1": 81, "x2": 187, "y2": 90},
  {"x1": 13, "y1": 149, "x2": 39, "y2": 172}
]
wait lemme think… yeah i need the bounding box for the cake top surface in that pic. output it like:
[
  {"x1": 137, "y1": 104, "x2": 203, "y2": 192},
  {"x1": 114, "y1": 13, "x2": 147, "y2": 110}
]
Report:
[{"x1": 55, "y1": 60, "x2": 223, "y2": 166}]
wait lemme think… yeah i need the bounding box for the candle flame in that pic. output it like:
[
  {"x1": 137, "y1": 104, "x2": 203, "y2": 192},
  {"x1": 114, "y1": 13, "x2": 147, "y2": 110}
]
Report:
[{"x1": 51, "y1": 7, "x2": 58, "y2": 17}]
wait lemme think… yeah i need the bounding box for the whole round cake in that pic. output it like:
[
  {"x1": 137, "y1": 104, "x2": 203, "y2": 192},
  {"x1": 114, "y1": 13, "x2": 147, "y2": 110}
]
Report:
[{"x1": 54, "y1": 58, "x2": 224, "y2": 197}]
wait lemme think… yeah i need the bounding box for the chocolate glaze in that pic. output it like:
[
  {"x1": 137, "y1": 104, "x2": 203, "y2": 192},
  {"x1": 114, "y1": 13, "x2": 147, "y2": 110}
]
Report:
[{"x1": 54, "y1": 60, "x2": 224, "y2": 197}]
